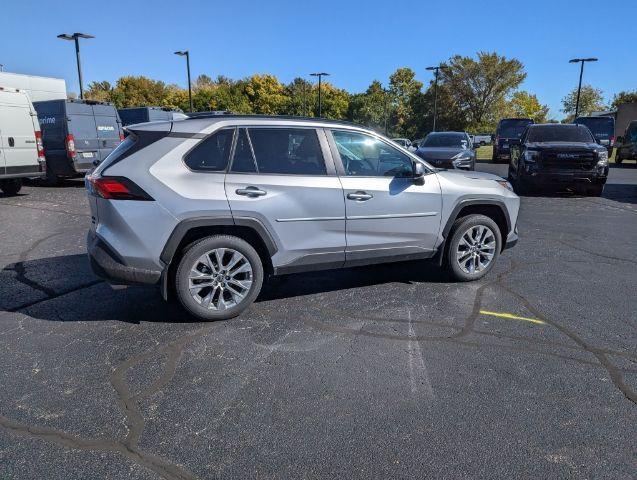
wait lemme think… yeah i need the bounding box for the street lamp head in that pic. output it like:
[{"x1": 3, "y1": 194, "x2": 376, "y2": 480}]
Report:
[
  {"x1": 426, "y1": 66, "x2": 437, "y2": 71},
  {"x1": 174, "y1": 50, "x2": 188, "y2": 56},
  {"x1": 58, "y1": 33, "x2": 94, "y2": 40},
  {"x1": 310, "y1": 72, "x2": 330, "y2": 77},
  {"x1": 570, "y1": 57, "x2": 598, "y2": 63}
]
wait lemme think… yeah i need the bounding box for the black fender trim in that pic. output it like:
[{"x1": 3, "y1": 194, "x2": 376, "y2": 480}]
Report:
[
  {"x1": 159, "y1": 215, "x2": 278, "y2": 265},
  {"x1": 441, "y1": 199, "x2": 512, "y2": 240}
]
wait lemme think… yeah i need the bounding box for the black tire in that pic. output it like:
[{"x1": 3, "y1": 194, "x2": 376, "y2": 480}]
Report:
[
  {"x1": 445, "y1": 214, "x2": 502, "y2": 282},
  {"x1": 615, "y1": 152, "x2": 622, "y2": 165},
  {"x1": 0, "y1": 179, "x2": 22, "y2": 195},
  {"x1": 175, "y1": 235, "x2": 264, "y2": 321},
  {"x1": 585, "y1": 184, "x2": 604, "y2": 197},
  {"x1": 36, "y1": 166, "x2": 60, "y2": 187}
]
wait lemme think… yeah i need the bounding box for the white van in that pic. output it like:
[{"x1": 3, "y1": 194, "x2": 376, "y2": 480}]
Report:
[{"x1": 0, "y1": 87, "x2": 46, "y2": 194}]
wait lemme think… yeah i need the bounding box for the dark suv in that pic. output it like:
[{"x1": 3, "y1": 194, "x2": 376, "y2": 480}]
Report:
[
  {"x1": 493, "y1": 118, "x2": 534, "y2": 163},
  {"x1": 615, "y1": 120, "x2": 637, "y2": 165},
  {"x1": 508, "y1": 124, "x2": 609, "y2": 196},
  {"x1": 573, "y1": 116, "x2": 615, "y2": 156}
]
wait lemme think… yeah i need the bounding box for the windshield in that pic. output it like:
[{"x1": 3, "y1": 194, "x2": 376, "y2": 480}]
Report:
[
  {"x1": 422, "y1": 133, "x2": 468, "y2": 149},
  {"x1": 498, "y1": 119, "x2": 533, "y2": 138},
  {"x1": 574, "y1": 117, "x2": 614, "y2": 139},
  {"x1": 526, "y1": 125, "x2": 594, "y2": 143}
]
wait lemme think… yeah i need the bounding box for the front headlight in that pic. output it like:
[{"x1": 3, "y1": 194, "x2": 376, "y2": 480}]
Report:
[
  {"x1": 597, "y1": 149, "x2": 608, "y2": 166},
  {"x1": 523, "y1": 150, "x2": 539, "y2": 163},
  {"x1": 496, "y1": 180, "x2": 514, "y2": 192}
]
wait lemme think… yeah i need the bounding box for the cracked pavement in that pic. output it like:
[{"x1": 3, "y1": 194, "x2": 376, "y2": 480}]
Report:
[{"x1": 0, "y1": 165, "x2": 636, "y2": 479}]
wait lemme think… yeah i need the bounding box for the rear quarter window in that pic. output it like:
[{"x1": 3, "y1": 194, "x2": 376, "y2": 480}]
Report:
[{"x1": 184, "y1": 128, "x2": 234, "y2": 172}]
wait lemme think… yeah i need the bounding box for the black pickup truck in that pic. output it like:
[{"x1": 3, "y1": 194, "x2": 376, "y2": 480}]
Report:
[{"x1": 508, "y1": 123, "x2": 609, "y2": 196}]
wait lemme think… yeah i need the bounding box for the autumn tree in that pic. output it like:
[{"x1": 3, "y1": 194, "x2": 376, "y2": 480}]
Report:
[
  {"x1": 561, "y1": 85, "x2": 606, "y2": 120},
  {"x1": 440, "y1": 52, "x2": 526, "y2": 131},
  {"x1": 507, "y1": 91, "x2": 549, "y2": 123},
  {"x1": 388, "y1": 68, "x2": 423, "y2": 138},
  {"x1": 611, "y1": 90, "x2": 637, "y2": 110}
]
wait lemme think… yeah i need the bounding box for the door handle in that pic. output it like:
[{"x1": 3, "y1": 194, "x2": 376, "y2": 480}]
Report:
[
  {"x1": 8, "y1": 137, "x2": 15, "y2": 147},
  {"x1": 236, "y1": 186, "x2": 267, "y2": 197},
  {"x1": 347, "y1": 191, "x2": 373, "y2": 201}
]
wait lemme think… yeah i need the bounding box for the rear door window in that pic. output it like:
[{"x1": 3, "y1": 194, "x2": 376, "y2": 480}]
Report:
[
  {"x1": 184, "y1": 128, "x2": 234, "y2": 172},
  {"x1": 247, "y1": 128, "x2": 326, "y2": 175}
]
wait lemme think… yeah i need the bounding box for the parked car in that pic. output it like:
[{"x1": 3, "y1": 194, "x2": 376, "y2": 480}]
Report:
[
  {"x1": 472, "y1": 133, "x2": 492, "y2": 146},
  {"x1": 415, "y1": 131, "x2": 477, "y2": 170},
  {"x1": 412, "y1": 138, "x2": 424, "y2": 149},
  {"x1": 391, "y1": 138, "x2": 416, "y2": 151},
  {"x1": 615, "y1": 120, "x2": 637, "y2": 165},
  {"x1": 573, "y1": 116, "x2": 615, "y2": 155},
  {"x1": 33, "y1": 99, "x2": 124, "y2": 184},
  {"x1": 493, "y1": 118, "x2": 534, "y2": 163},
  {"x1": 0, "y1": 87, "x2": 46, "y2": 195},
  {"x1": 118, "y1": 106, "x2": 182, "y2": 127},
  {"x1": 85, "y1": 115, "x2": 519, "y2": 321},
  {"x1": 508, "y1": 123, "x2": 609, "y2": 196}
]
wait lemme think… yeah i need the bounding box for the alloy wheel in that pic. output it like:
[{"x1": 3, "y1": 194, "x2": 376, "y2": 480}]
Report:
[
  {"x1": 188, "y1": 248, "x2": 253, "y2": 310},
  {"x1": 456, "y1": 225, "x2": 496, "y2": 274}
]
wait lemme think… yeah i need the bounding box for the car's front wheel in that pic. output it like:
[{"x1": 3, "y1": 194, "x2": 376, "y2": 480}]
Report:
[
  {"x1": 175, "y1": 235, "x2": 264, "y2": 321},
  {"x1": 446, "y1": 214, "x2": 502, "y2": 282}
]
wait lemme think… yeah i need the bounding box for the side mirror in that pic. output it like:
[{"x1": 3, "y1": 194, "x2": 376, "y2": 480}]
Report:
[{"x1": 413, "y1": 161, "x2": 426, "y2": 185}]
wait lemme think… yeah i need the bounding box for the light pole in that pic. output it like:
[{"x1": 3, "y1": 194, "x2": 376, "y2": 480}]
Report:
[
  {"x1": 310, "y1": 72, "x2": 330, "y2": 117},
  {"x1": 569, "y1": 58, "x2": 598, "y2": 118},
  {"x1": 57, "y1": 33, "x2": 94, "y2": 99},
  {"x1": 383, "y1": 87, "x2": 390, "y2": 136},
  {"x1": 175, "y1": 50, "x2": 193, "y2": 112},
  {"x1": 426, "y1": 65, "x2": 445, "y2": 132}
]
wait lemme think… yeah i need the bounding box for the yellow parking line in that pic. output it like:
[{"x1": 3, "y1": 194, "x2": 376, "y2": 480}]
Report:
[{"x1": 479, "y1": 310, "x2": 546, "y2": 325}]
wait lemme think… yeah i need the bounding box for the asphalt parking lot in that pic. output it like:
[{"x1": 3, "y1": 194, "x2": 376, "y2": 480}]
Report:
[{"x1": 1, "y1": 164, "x2": 636, "y2": 479}]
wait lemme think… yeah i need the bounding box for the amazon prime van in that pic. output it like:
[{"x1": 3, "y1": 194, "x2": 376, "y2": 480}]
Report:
[
  {"x1": 33, "y1": 99, "x2": 123, "y2": 183},
  {"x1": 0, "y1": 87, "x2": 46, "y2": 195}
]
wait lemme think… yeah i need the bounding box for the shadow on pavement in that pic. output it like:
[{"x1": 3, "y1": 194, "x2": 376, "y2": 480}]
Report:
[{"x1": 1, "y1": 254, "x2": 449, "y2": 323}]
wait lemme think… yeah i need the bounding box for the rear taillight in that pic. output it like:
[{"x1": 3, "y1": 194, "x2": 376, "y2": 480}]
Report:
[
  {"x1": 610, "y1": 135, "x2": 615, "y2": 146},
  {"x1": 66, "y1": 134, "x2": 76, "y2": 158},
  {"x1": 34, "y1": 131, "x2": 45, "y2": 159},
  {"x1": 86, "y1": 175, "x2": 153, "y2": 201},
  {"x1": 119, "y1": 133, "x2": 125, "y2": 142}
]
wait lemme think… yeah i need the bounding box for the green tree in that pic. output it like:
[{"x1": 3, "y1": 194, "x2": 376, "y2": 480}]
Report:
[
  {"x1": 312, "y1": 82, "x2": 350, "y2": 119},
  {"x1": 110, "y1": 76, "x2": 171, "y2": 108},
  {"x1": 441, "y1": 52, "x2": 526, "y2": 131},
  {"x1": 389, "y1": 68, "x2": 423, "y2": 137},
  {"x1": 507, "y1": 91, "x2": 549, "y2": 123},
  {"x1": 244, "y1": 74, "x2": 288, "y2": 115},
  {"x1": 284, "y1": 77, "x2": 313, "y2": 116},
  {"x1": 561, "y1": 85, "x2": 606, "y2": 120},
  {"x1": 411, "y1": 83, "x2": 467, "y2": 137},
  {"x1": 348, "y1": 80, "x2": 391, "y2": 133},
  {"x1": 85, "y1": 81, "x2": 114, "y2": 103},
  {"x1": 611, "y1": 90, "x2": 637, "y2": 110}
]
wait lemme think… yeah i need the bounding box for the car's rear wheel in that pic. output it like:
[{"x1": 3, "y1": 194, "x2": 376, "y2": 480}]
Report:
[
  {"x1": 0, "y1": 179, "x2": 22, "y2": 195},
  {"x1": 175, "y1": 235, "x2": 264, "y2": 321},
  {"x1": 446, "y1": 214, "x2": 501, "y2": 282}
]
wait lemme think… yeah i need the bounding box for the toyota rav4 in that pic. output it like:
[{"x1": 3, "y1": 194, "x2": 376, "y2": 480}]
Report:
[{"x1": 86, "y1": 115, "x2": 519, "y2": 321}]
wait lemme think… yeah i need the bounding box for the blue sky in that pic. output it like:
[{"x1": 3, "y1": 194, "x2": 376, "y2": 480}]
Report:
[{"x1": 3, "y1": 0, "x2": 635, "y2": 118}]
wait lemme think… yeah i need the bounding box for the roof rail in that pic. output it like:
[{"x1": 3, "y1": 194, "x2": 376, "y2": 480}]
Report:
[{"x1": 182, "y1": 112, "x2": 364, "y2": 128}]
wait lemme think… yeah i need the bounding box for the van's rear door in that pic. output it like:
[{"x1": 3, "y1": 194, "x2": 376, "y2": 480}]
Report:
[
  {"x1": 1, "y1": 103, "x2": 39, "y2": 176},
  {"x1": 93, "y1": 104, "x2": 122, "y2": 164},
  {"x1": 66, "y1": 102, "x2": 99, "y2": 172}
]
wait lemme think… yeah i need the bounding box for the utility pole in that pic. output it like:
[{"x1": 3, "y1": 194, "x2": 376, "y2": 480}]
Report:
[{"x1": 58, "y1": 33, "x2": 94, "y2": 99}]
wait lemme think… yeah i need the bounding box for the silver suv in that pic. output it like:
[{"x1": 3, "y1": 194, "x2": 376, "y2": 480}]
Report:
[{"x1": 86, "y1": 115, "x2": 519, "y2": 321}]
